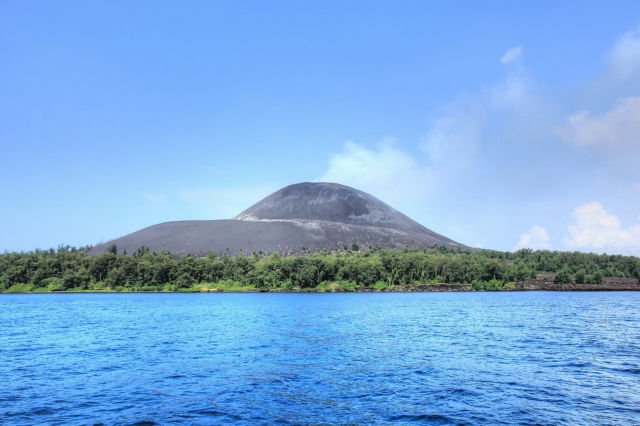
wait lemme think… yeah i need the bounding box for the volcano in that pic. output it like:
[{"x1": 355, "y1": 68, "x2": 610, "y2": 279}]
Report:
[{"x1": 89, "y1": 182, "x2": 467, "y2": 255}]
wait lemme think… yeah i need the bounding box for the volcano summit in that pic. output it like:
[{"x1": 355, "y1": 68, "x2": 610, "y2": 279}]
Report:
[{"x1": 90, "y1": 182, "x2": 466, "y2": 255}]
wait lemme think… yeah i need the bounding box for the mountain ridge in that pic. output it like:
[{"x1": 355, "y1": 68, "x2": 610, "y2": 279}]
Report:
[{"x1": 89, "y1": 182, "x2": 467, "y2": 255}]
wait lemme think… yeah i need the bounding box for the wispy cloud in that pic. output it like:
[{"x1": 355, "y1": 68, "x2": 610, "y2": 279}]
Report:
[
  {"x1": 557, "y1": 96, "x2": 640, "y2": 148},
  {"x1": 500, "y1": 45, "x2": 523, "y2": 65},
  {"x1": 318, "y1": 140, "x2": 432, "y2": 209},
  {"x1": 318, "y1": 28, "x2": 640, "y2": 253},
  {"x1": 317, "y1": 45, "x2": 546, "y2": 247},
  {"x1": 316, "y1": 57, "x2": 546, "y2": 249},
  {"x1": 420, "y1": 99, "x2": 482, "y2": 170},
  {"x1": 608, "y1": 27, "x2": 640, "y2": 81}
]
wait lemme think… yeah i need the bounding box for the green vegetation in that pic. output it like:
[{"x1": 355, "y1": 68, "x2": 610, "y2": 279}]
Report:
[{"x1": 0, "y1": 245, "x2": 638, "y2": 293}]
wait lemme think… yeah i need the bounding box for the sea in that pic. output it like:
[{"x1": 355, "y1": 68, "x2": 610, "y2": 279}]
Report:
[{"x1": 1, "y1": 292, "x2": 639, "y2": 425}]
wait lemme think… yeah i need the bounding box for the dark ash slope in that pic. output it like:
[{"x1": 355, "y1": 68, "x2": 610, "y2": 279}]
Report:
[{"x1": 90, "y1": 182, "x2": 467, "y2": 255}]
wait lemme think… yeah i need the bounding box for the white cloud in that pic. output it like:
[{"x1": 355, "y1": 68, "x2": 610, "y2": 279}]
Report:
[
  {"x1": 564, "y1": 202, "x2": 640, "y2": 255},
  {"x1": 318, "y1": 140, "x2": 432, "y2": 209},
  {"x1": 500, "y1": 46, "x2": 523, "y2": 65},
  {"x1": 608, "y1": 28, "x2": 640, "y2": 80},
  {"x1": 318, "y1": 27, "x2": 639, "y2": 252},
  {"x1": 514, "y1": 225, "x2": 550, "y2": 250},
  {"x1": 557, "y1": 97, "x2": 640, "y2": 148},
  {"x1": 318, "y1": 54, "x2": 543, "y2": 249}
]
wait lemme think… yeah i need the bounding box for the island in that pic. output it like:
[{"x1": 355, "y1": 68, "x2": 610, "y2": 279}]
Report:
[{"x1": 2, "y1": 183, "x2": 638, "y2": 293}]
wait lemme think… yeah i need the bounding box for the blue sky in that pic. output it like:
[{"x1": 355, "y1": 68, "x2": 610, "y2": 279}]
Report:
[{"x1": 2, "y1": 0, "x2": 640, "y2": 255}]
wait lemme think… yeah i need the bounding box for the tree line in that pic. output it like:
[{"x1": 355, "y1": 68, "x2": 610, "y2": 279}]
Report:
[{"x1": 1, "y1": 245, "x2": 639, "y2": 292}]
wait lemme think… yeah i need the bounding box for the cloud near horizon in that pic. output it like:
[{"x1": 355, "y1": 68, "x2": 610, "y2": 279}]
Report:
[
  {"x1": 515, "y1": 225, "x2": 551, "y2": 251},
  {"x1": 564, "y1": 202, "x2": 640, "y2": 255},
  {"x1": 318, "y1": 140, "x2": 432, "y2": 209}
]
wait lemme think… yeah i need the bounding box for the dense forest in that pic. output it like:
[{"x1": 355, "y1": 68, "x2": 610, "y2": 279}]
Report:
[{"x1": 1, "y1": 245, "x2": 639, "y2": 293}]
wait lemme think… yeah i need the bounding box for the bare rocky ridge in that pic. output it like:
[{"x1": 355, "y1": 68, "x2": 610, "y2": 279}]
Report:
[{"x1": 89, "y1": 182, "x2": 467, "y2": 256}]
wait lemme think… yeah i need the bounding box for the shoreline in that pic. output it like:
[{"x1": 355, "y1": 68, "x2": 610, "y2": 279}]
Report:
[
  {"x1": 4, "y1": 287, "x2": 640, "y2": 295},
  {"x1": 4, "y1": 248, "x2": 639, "y2": 295}
]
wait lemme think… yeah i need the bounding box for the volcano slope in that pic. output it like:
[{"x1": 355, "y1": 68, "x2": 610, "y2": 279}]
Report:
[{"x1": 89, "y1": 182, "x2": 467, "y2": 255}]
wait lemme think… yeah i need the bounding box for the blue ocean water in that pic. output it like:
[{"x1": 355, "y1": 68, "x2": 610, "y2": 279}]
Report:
[{"x1": 1, "y1": 292, "x2": 639, "y2": 425}]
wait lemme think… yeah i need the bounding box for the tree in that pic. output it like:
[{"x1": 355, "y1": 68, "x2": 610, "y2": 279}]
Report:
[{"x1": 554, "y1": 269, "x2": 571, "y2": 284}]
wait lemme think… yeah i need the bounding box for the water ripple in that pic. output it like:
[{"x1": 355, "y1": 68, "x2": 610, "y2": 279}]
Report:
[{"x1": 1, "y1": 292, "x2": 640, "y2": 425}]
